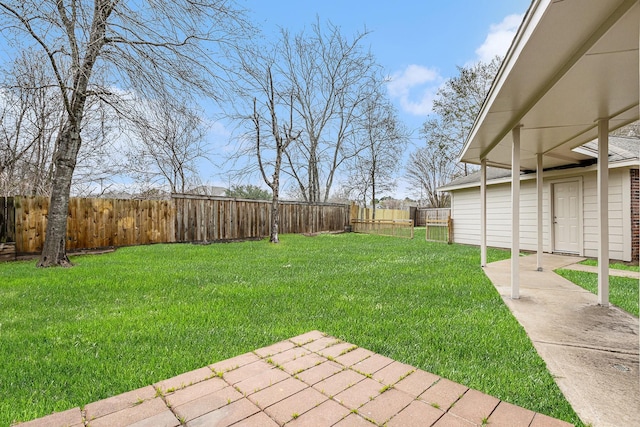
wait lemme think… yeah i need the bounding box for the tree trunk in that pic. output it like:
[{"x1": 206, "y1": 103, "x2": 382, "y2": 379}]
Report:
[
  {"x1": 371, "y1": 155, "x2": 377, "y2": 219},
  {"x1": 37, "y1": 126, "x2": 81, "y2": 267},
  {"x1": 371, "y1": 178, "x2": 376, "y2": 219},
  {"x1": 308, "y1": 142, "x2": 320, "y2": 203},
  {"x1": 270, "y1": 189, "x2": 280, "y2": 243}
]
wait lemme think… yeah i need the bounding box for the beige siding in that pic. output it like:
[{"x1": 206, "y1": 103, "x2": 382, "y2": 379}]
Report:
[
  {"x1": 450, "y1": 168, "x2": 632, "y2": 261},
  {"x1": 486, "y1": 184, "x2": 517, "y2": 248},
  {"x1": 451, "y1": 187, "x2": 480, "y2": 245},
  {"x1": 582, "y1": 168, "x2": 629, "y2": 260},
  {"x1": 453, "y1": 181, "x2": 550, "y2": 250}
]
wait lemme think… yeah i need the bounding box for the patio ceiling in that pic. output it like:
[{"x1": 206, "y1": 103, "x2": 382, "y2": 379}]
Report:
[{"x1": 460, "y1": 0, "x2": 639, "y2": 171}]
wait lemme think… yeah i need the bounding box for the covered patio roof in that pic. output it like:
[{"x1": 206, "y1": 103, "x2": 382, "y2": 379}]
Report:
[
  {"x1": 459, "y1": 0, "x2": 639, "y2": 305},
  {"x1": 460, "y1": 0, "x2": 639, "y2": 171}
]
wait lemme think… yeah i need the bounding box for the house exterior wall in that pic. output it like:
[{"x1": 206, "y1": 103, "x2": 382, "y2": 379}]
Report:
[
  {"x1": 632, "y1": 168, "x2": 639, "y2": 261},
  {"x1": 450, "y1": 167, "x2": 633, "y2": 261},
  {"x1": 583, "y1": 168, "x2": 630, "y2": 259}
]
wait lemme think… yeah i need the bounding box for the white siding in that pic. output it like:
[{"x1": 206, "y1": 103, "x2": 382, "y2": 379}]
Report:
[
  {"x1": 452, "y1": 181, "x2": 550, "y2": 250},
  {"x1": 450, "y1": 168, "x2": 632, "y2": 261},
  {"x1": 582, "y1": 168, "x2": 628, "y2": 260},
  {"x1": 451, "y1": 187, "x2": 481, "y2": 245}
]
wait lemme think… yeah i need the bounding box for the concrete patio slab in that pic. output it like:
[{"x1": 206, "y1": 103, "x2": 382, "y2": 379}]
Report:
[
  {"x1": 14, "y1": 331, "x2": 574, "y2": 427},
  {"x1": 483, "y1": 253, "x2": 639, "y2": 427}
]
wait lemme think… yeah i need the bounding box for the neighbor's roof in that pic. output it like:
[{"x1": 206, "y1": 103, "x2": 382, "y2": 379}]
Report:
[
  {"x1": 441, "y1": 136, "x2": 640, "y2": 192},
  {"x1": 460, "y1": 0, "x2": 639, "y2": 171},
  {"x1": 580, "y1": 136, "x2": 640, "y2": 162}
]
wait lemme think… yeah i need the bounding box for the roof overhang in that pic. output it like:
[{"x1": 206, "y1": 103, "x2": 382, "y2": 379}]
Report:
[
  {"x1": 460, "y1": 0, "x2": 639, "y2": 170},
  {"x1": 438, "y1": 159, "x2": 640, "y2": 192}
]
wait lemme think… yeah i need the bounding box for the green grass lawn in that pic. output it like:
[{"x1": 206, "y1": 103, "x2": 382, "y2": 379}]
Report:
[
  {"x1": 578, "y1": 258, "x2": 640, "y2": 272},
  {"x1": 556, "y1": 269, "x2": 639, "y2": 317},
  {"x1": 0, "y1": 234, "x2": 581, "y2": 425}
]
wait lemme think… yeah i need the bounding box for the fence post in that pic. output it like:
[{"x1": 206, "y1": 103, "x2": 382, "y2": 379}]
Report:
[{"x1": 447, "y1": 215, "x2": 453, "y2": 244}]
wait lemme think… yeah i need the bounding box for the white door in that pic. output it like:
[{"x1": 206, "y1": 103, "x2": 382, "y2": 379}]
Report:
[{"x1": 553, "y1": 181, "x2": 580, "y2": 254}]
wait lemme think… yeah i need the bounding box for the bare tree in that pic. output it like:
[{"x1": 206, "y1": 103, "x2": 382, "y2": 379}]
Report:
[
  {"x1": 344, "y1": 83, "x2": 409, "y2": 217},
  {"x1": 428, "y1": 57, "x2": 502, "y2": 175},
  {"x1": 228, "y1": 43, "x2": 300, "y2": 243},
  {"x1": 407, "y1": 58, "x2": 501, "y2": 205},
  {"x1": 0, "y1": 50, "x2": 62, "y2": 196},
  {"x1": 71, "y1": 92, "x2": 128, "y2": 196},
  {"x1": 405, "y1": 143, "x2": 455, "y2": 208},
  {"x1": 1, "y1": 49, "x2": 125, "y2": 198},
  {"x1": 0, "y1": 0, "x2": 251, "y2": 266},
  {"x1": 253, "y1": 88, "x2": 300, "y2": 243},
  {"x1": 405, "y1": 117, "x2": 459, "y2": 207},
  {"x1": 126, "y1": 99, "x2": 209, "y2": 194},
  {"x1": 281, "y1": 20, "x2": 380, "y2": 202}
]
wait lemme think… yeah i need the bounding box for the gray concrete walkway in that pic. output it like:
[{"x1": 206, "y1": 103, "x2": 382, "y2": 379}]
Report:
[
  {"x1": 483, "y1": 254, "x2": 639, "y2": 427},
  {"x1": 561, "y1": 262, "x2": 640, "y2": 280}
]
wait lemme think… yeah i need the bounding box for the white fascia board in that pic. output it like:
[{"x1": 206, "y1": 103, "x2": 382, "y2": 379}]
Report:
[
  {"x1": 459, "y1": 0, "x2": 551, "y2": 163},
  {"x1": 439, "y1": 160, "x2": 639, "y2": 192}
]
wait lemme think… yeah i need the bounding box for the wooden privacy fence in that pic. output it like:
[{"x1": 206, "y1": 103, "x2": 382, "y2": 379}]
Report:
[
  {"x1": 12, "y1": 196, "x2": 176, "y2": 254},
  {"x1": 351, "y1": 219, "x2": 414, "y2": 239},
  {"x1": 418, "y1": 208, "x2": 453, "y2": 243},
  {"x1": 349, "y1": 203, "x2": 414, "y2": 238},
  {"x1": 173, "y1": 194, "x2": 349, "y2": 242},
  {"x1": 2, "y1": 195, "x2": 350, "y2": 254},
  {"x1": 415, "y1": 207, "x2": 449, "y2": 227},
  {"x1": 349, "y1": 203, "x2": 410, "y2": 221}
]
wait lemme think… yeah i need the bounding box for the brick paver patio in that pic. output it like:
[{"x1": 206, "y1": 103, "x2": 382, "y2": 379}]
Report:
[{"x1": 15, "y1": 331, "x2": 572, "y2": 427}]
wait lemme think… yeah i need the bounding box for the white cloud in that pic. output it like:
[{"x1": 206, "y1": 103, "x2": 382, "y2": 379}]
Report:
[
  {"x1": 475, "y1": 14, "x2": 524, "y2": 63},
  {"x1": 387, "y1": 64, "x2": 443, "y2": 116},
  {"x1": 208, "y1": 120, "x2": 232, "y2": 138}
]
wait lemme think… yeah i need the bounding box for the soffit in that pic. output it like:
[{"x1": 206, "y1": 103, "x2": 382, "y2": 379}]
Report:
[{"x1": 460, "y1": 0, "x2": 639, "y2": 170}]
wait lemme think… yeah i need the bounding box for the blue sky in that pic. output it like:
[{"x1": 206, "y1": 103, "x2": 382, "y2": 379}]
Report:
[
  {"x1": 215, "y1": 0, "x2": 532, "y2": 196},
  {"x1": 243, "y1": 0, "x2": 531, "y2": 133},
  {"x1": 0, "y1": 1, "x2": 533, "y2": 197}
]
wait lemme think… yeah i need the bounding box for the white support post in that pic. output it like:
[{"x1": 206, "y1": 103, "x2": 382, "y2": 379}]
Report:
[
  {"x1": 536, "y1": 153, "x2": 543, "y2": 271},
  {"x1": 480, "y1": 158, "x2": 487, "y2": 267},
  {"x1": 511, "y1": 127, "x2": 521, "y2": 299},
  {"x1": 597, "y1": 119, "x2": 609, "y2": 306}
]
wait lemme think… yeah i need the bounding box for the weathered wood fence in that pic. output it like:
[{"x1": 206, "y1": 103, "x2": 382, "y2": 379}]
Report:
[
  {"x1": 173, "y1": 194, "x2": 349, "y2": 242},
  {"x1": 0, "y1": 195, "x2": 350, "y2": 255}
]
